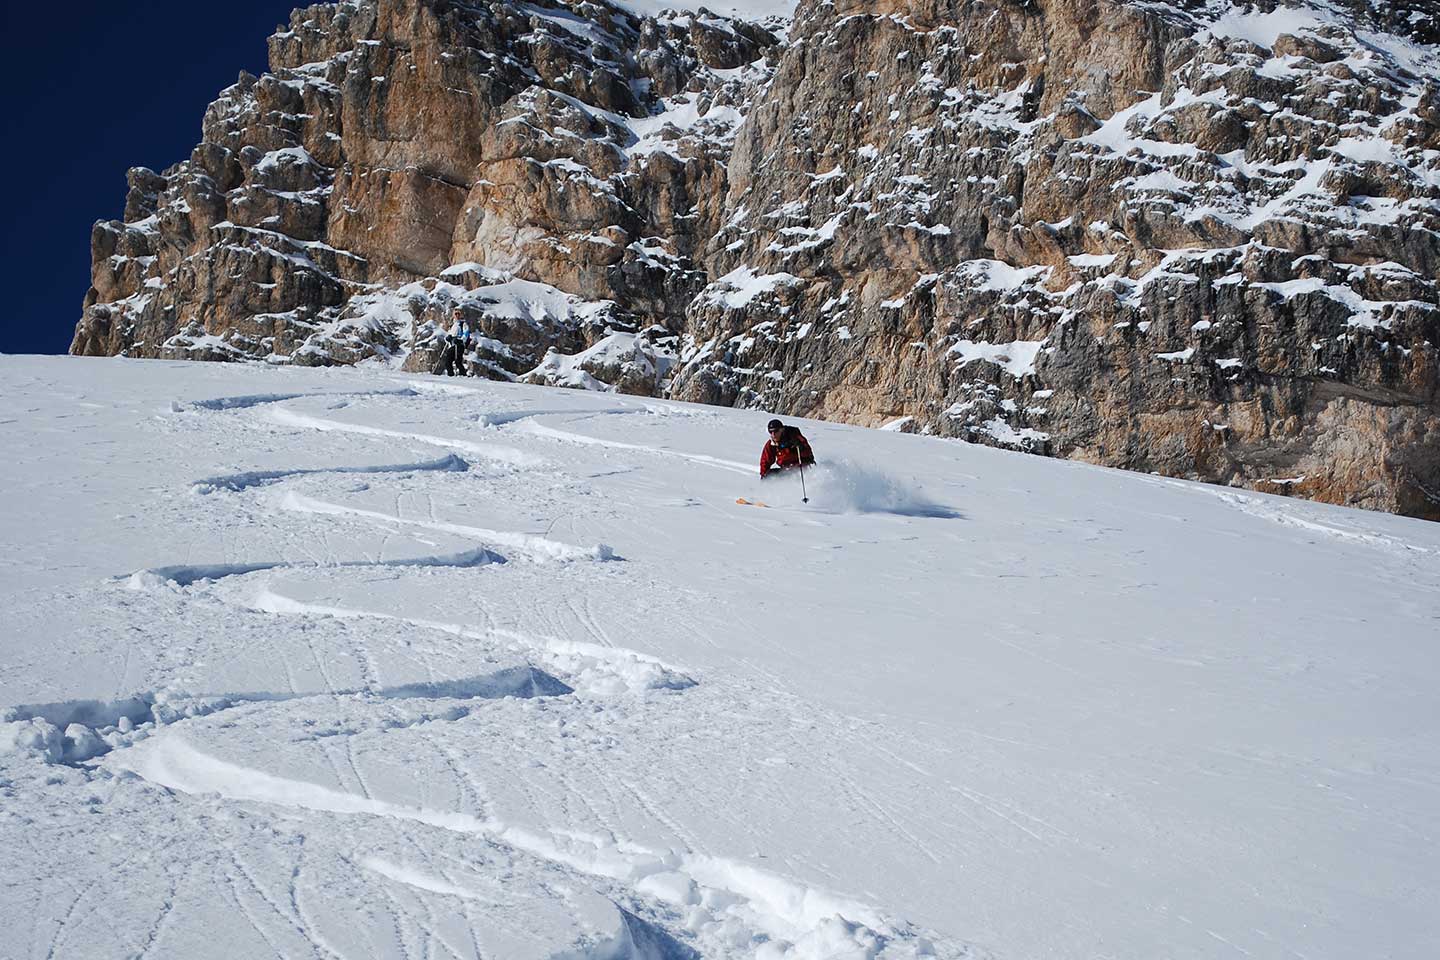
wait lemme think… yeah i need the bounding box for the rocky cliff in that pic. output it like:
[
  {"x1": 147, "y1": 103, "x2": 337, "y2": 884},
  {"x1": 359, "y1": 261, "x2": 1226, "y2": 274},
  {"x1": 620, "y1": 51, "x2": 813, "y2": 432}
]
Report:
[{"x1": 72, "y1": 0, "x2": 1440, "y2": 519}]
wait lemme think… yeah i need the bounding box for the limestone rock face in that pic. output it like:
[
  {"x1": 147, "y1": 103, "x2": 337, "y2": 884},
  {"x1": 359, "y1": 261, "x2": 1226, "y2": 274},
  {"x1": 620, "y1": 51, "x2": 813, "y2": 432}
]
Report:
[
  {"x1": 73, "y1": 0, "x2": 1440, "y2": 520},
  {"x1": 681, "y1": 0, "x2": 1440, "y2": 519},
  {"x1": 73, "y1": 0, "x2": 780, "y2": 375}
]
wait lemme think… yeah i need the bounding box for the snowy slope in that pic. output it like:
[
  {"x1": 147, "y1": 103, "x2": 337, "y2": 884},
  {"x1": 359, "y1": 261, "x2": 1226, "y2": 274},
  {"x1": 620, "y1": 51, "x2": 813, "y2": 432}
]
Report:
[{"x1": 2, "y1": 355, "x2": 1438, "y2": 959}]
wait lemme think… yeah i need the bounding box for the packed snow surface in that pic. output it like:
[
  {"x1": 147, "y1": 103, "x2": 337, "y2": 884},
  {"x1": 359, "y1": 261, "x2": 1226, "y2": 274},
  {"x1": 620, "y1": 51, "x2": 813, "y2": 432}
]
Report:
[{"x1": 2, "y1": 356, "x2": 1439, "y2": 959}]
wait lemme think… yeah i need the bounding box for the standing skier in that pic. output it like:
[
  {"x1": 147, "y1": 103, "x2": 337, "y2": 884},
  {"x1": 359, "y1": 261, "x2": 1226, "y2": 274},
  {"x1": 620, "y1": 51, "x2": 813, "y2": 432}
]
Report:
[
  {"x1": 759, "y1": 419, "x2": 815, "y2": 479},
  {"x1": 439, "y1": 307, "x2": 470, "y2": 376}
]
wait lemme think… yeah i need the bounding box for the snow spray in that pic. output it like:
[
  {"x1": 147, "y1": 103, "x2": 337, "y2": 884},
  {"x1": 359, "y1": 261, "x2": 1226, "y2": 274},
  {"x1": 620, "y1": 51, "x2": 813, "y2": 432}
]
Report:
[{"x1": 805, "y1": 459, "x2": 958, "y2": 518}]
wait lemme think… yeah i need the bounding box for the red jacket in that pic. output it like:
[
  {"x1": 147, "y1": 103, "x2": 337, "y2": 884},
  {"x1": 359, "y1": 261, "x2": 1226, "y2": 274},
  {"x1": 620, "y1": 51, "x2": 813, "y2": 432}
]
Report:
[{"x1": 760, "y1": 427, "x2": 815, "y2": 478}]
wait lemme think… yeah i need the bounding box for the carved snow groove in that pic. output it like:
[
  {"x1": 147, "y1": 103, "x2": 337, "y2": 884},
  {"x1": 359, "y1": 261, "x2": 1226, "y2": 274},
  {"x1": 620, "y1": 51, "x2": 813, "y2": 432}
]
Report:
[
  {"x1": 181, "y1": 386, "x2": 421, "y2": 411},
  {"x1": 192, "y1": 452, "x2": 471, "y2": 493},
  {"x1": 246, "y1": 588, "x2": 695, "y2": 695},
  {"x1": 122, "y1": 545, "x2": 508, "y2": 590},
  {"x1": 1, "y1": 666, "x2": 571, "y2": 766},
  {"x1": 265, "y1": 406, "x2": 545, "y2": 467},
  {"x1": 274, "y1": 489, "x2": 619, "y2": 562},
  {"x1": 109, "y1": 734, "x2": 944, "y2": 960}
]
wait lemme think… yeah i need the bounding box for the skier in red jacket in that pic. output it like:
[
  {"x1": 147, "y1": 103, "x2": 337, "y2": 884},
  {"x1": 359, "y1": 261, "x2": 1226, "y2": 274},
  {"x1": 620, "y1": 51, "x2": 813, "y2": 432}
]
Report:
[{"x1": 760, "y1": 419, "x2": 815, "y2": 479}]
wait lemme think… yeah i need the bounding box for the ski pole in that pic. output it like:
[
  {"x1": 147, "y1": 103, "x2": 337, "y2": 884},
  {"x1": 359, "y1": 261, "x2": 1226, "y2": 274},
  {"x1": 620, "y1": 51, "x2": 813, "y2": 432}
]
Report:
[{"x1": 798, "y1": 458, "x2": 809, "y2": 503}]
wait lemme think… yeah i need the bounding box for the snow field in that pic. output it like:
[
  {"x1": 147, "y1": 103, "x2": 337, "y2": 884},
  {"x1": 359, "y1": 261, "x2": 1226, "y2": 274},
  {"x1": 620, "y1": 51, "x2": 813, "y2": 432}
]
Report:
[{"x1": 2, "y1": 355, "x2": 1439, "y2": 959}]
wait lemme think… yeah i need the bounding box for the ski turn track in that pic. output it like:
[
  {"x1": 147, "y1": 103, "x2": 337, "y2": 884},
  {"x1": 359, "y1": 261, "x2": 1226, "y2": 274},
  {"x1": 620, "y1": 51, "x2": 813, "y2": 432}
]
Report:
[
  {"x1": 11, "y1": 359, "x2": 1437, "y2": 960},
  {"x1": 110, "y1": 734, "x2": 944, "y2": 960},
  {"x1": 2, "y1": 379, "x2": 967, "y2": 960}
]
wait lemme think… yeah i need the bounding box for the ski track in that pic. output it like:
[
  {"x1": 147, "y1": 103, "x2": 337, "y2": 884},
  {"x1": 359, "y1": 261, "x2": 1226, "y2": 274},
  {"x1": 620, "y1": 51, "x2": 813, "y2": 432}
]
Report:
[
  {"x1": 181, "y1": 387, "x2": 424, "y2": 412},
  {"x1": 1137, "y1": 473, "x2": 1438, "y2": 556},
  {"x1": 1208, "y1": 489, "x2": 1437, "y2": 555},
  {"x1": 470, "y1": 406, "x2": 636, "y2": 427},
  {"x1": 123, "y1": 545, "x2": 508, "y2": 589},
  {"x1": 193, "y1": 453, "x2": 471, "y2": 494},
  {"x1": 7, "y1": 664, "x2": 574, "y2": 766},
  {"x1": 274, "y1": 490, "x2": 616, "y2": 563},
  {"x1": 265, "y1": 406, "x2": 542, "y2": 467},
  {"x1": 5, "y1": 380, "x2": 962, "y2": 958},
  {"x1": 514, "y1": 419, "x2": 756, "y2": 475},
  {"x1": 245, "y1": 588, "x2": 694, "y2": 697},
  {"x1": 95, "y1": 716, "x2": 943, "y2": 960}
]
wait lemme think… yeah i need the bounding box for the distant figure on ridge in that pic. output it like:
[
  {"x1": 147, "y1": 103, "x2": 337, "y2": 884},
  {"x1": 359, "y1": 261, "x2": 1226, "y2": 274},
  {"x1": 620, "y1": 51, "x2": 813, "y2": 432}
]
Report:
[
  {"x1": 437, "y1": 307, "x2": 471, "y2": 376},
  {"x1": 760, "y1": 419, "x2": 815, "y2": 479}
]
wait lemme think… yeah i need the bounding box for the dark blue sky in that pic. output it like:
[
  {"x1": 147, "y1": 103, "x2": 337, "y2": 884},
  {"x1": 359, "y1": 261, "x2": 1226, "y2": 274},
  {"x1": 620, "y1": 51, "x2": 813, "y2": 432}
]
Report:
[{"x1": 0, "y1": 1, "x2": 304, "y2": 354}]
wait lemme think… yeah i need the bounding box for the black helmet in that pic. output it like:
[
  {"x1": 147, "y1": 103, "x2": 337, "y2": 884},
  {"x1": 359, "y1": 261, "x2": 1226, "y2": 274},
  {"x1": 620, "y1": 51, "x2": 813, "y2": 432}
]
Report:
[{"x1": 767, "y1": 419, "x2": 783, "y2": 432}]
